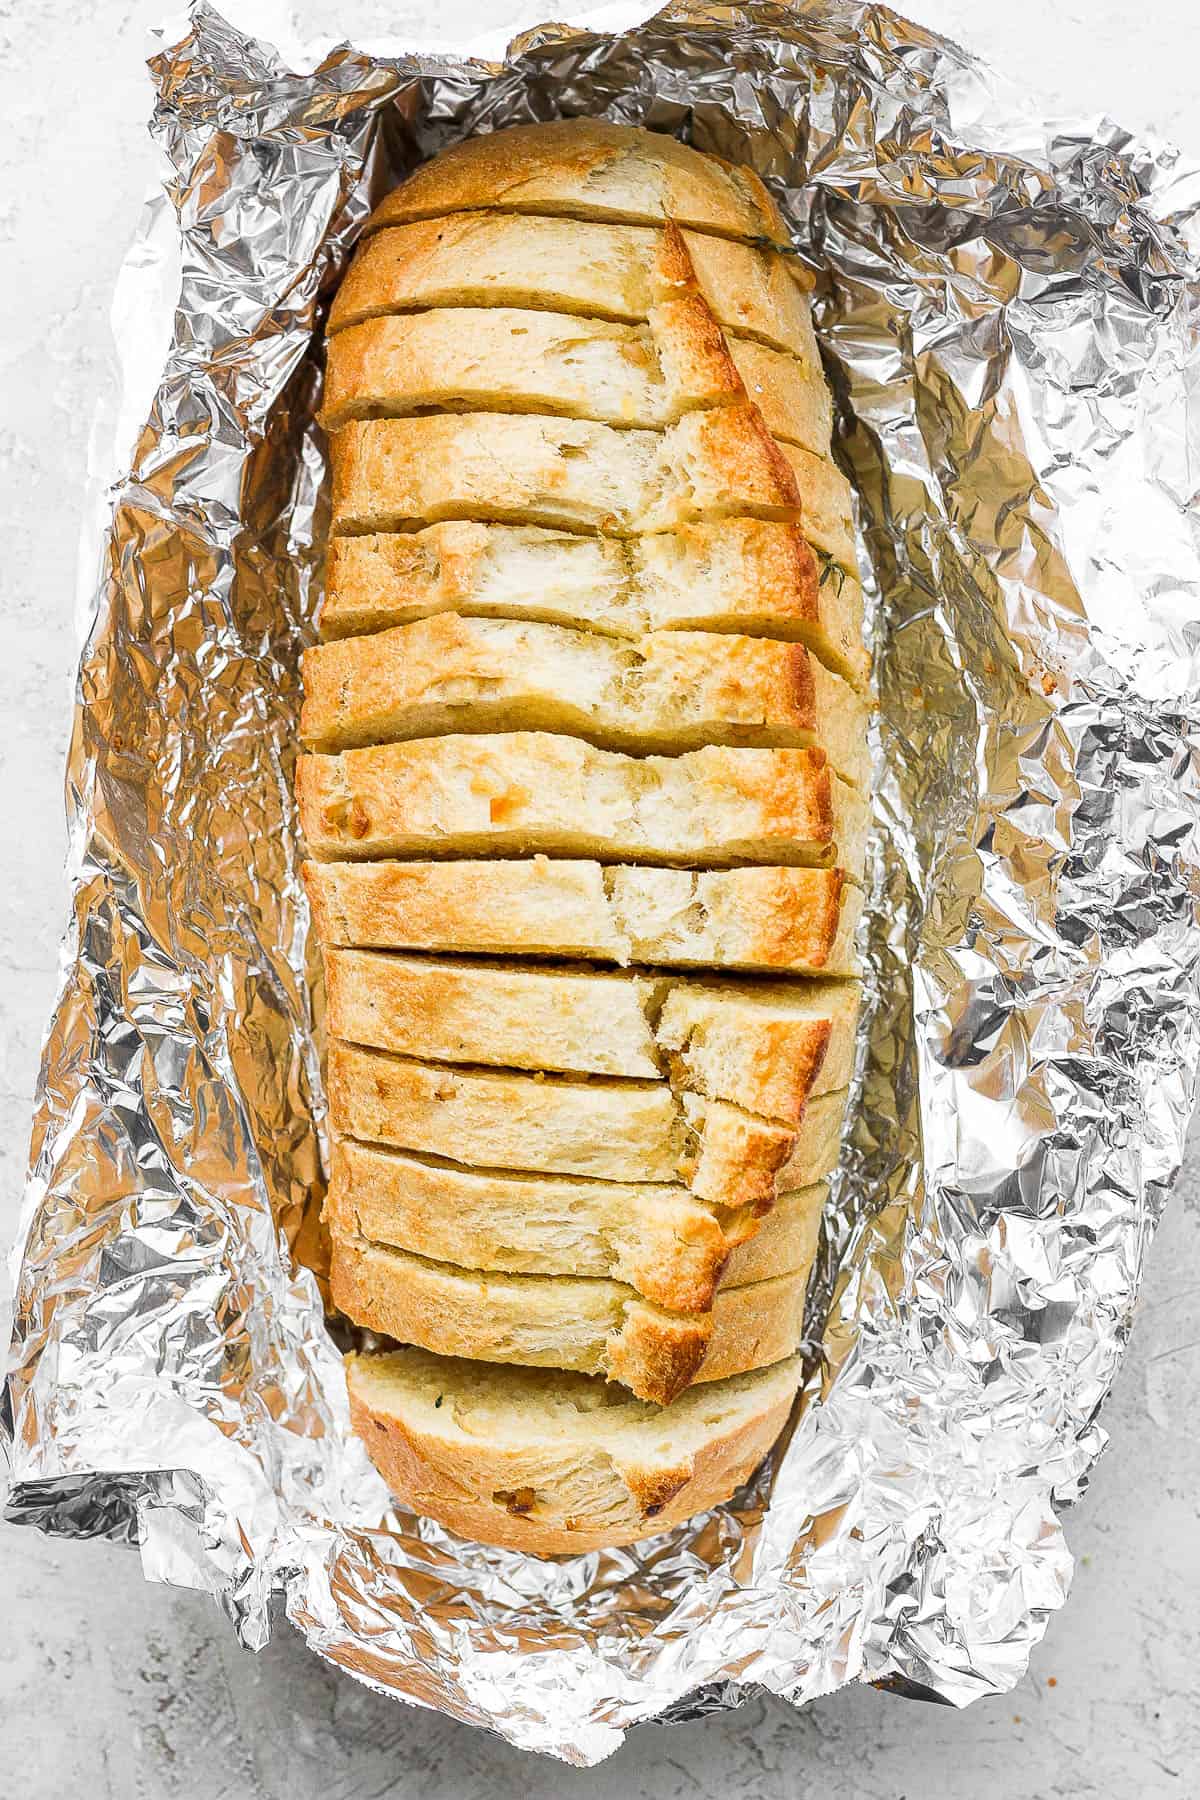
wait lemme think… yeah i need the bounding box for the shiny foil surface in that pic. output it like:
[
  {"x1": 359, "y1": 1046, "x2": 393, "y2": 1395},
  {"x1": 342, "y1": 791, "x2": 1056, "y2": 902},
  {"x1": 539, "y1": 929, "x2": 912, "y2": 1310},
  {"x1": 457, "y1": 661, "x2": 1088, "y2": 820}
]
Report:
[{"x1": 4, "y1": 0, "x2": 1200, "y2": 1764}]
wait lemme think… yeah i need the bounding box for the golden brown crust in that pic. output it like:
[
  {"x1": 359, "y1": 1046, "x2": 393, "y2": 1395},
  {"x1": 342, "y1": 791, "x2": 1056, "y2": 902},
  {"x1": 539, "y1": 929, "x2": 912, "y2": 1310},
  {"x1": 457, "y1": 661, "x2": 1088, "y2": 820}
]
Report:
[
  {"x1": 329, "y1": 1231, "x2": 807, "y2": 1403},
  {"x1": 365, "y1": 120, "x2": 790, "y2": 243},
  {"x1": 730, "y1": 336, "x2": 832, "y2": 454},
  {"x1": 300, "y1": 612, "x2": 868, "y2": 783},
  {"x1": 328, "y1": 213, "x2": 816, "y2": 355},
  {"x1": 345, "y1": 1348, "x2": 801, "y2": 1554},
  {"x1": 297, "y1": 733, "x2": 866, "y2": 874},
  {"x1": 779, "y1": 440, "x2": 858, "y2": 574},
  {"x1": 303, "y1": 859, "x2": 862, "y2": 976}
]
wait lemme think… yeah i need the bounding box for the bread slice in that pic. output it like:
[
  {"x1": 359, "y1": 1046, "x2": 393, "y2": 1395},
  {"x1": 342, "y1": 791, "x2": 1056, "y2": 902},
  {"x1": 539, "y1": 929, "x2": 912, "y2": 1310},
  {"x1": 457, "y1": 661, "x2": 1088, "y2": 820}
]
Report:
[
  {"x1": 304, "y1": 860, "x2": 863, "y2": 975},
  {"x1": 324, "y1": 949, "x2": 859, "y2": 1118},
  {"x1": 297, "y1": 734, "x2": 868, "y2": 875},
  {"x1": 365, "y1": 120, "x2": 792, "y2": 243},
  {"x1": 327, "y1": 1040, "x2": 848, "y2": 1207},
  {"x1": 320, "y1": 518, "x2": 867, "y2": 692},
  {"x1": 733, "y1": 336, "x2": 832, "y2": 454},
  {"x1": 300, "y1": 613, "x2": 869, "y2": 783},
  {"x1": 330, "y1": 1232, "x2": 808, "y2": 1403},
  {"x1": 345, "y1": 1347, "x2": 802, "y2": 1553},
  {"x1": 328, "y1": 214, "x2": 818, "y2": 360},
  {"x1": 779, "y1": 441, "x2": 858, "y2": 574},
  {"x1": 322, "y1": 307, "x2": 830, "y2": 456},
  {"x1": 326, "y1": 1136, "x2": 826, "y2": 1311},
  {"x1": 329, "y1": 406, "x2": 804, "y2": 537}
]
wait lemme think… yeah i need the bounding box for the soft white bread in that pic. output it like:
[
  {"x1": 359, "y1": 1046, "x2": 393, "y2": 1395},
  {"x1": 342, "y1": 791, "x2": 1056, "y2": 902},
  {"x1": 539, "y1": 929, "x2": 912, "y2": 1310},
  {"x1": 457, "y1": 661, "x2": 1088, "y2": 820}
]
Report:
[
  {"x1": 300, "y1": 614, "x2": 869, "y2": 783},
  {"x1": 322, "y1": 307, "x2": 830, "y2": 455},
  {"x1": 328, "y1": 1040, "x2": 848, "y2": 1208},
  {"x1": 329, "y1": 406, "x2": 805, "y2": 536},
  {"x1": 327, "y1": 1137, "x2": 825, "y2": 1312},
  {"x1": 320, "y1": 519, "x2": 867, "y2": 692},
  {"x1": 328, "y1": 215, "x2": 818, "y2": 359},
  {"x1": 324, "y1": 949, "x2": 858, "y2": 1118},
  {"x1": 364, "y1": 120, "x2": 792, "y2": 242},
  {"x1": 304, "y1": 860, "x2": 863, "y2": 975},
  {"x1": 329, "y1": 1233, "x2": 809, "y2": 1403},
  {"x1": 297, "y1": 734, "x2": 868, "y2": 874},
  {"x1": 345, "y1": 1347, "x2": 802, "y2": 1554}
]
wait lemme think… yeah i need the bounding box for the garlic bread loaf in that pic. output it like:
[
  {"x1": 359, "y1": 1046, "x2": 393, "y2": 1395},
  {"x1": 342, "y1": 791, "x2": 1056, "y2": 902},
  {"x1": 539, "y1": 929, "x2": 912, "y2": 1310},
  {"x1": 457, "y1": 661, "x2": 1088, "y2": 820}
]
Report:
[{"x1": 301, "y1": 120, "x2": 870, "y2": 1550}]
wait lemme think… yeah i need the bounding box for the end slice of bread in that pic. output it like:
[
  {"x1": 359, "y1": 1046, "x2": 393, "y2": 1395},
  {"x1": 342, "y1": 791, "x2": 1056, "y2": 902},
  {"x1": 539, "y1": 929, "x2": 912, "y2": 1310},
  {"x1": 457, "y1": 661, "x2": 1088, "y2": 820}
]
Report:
[
  {"x1": 345, "y1": 1346, "x2": 802, "y2": 1554},
  {"x1": 364, "y1": 119, "x2": 791, "y2": 243},
  {"x1": 304, "y1": 859, "x2": 862, "y2": 975},
  {"x1": 330, "y1": 1231, "x2": 809, "y2": 1403}
]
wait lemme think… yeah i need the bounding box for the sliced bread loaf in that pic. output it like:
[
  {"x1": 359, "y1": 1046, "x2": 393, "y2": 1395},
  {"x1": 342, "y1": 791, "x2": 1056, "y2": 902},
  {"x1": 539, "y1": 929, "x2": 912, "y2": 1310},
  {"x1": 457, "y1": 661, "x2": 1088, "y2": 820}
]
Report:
[{"x1": 345, "y1": 1347, "x2": 802, "y2": 1553}]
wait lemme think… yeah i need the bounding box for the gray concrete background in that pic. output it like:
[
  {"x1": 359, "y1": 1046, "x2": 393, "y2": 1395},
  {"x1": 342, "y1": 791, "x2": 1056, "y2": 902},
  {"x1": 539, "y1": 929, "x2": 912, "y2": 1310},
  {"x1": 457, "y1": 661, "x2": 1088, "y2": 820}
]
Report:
[{"x1": 1, "y1": 2, "x2": 1197, "y2": 1793}]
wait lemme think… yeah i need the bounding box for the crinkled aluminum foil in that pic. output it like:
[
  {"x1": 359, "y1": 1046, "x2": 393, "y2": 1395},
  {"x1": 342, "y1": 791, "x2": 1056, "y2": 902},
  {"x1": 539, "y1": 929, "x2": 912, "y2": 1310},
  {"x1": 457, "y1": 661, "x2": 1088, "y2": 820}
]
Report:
[{"x1": 4, "y1": 0, "x2": 1200, "y2": 1764}]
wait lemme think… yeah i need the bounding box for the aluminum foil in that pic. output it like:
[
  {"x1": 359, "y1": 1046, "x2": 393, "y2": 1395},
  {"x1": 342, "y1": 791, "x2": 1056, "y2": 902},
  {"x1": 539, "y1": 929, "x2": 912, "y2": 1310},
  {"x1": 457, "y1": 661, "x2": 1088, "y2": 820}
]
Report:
[{"x1": 5, "y1": 0, "x2": 1200, "y2": 1764}]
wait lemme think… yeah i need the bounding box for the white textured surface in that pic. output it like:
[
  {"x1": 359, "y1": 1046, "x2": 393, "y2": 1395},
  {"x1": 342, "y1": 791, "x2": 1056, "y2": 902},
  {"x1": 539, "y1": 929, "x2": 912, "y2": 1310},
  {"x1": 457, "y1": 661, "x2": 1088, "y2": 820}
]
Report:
[{"x1": 1, "y1": 2, "x2": 1198, "y2": 1791}]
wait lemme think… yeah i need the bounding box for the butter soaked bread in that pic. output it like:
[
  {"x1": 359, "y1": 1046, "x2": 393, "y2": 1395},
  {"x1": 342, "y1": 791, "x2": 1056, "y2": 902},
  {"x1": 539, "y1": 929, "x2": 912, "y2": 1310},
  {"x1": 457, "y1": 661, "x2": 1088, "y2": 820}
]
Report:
[
  {"x1": 304, "y1": 860, "x2": 863, "y2": 975},
  {"x1": 297, "y1": 734, "x2": 868, "y2": 874},
  {"x1": 328, "y1": 1039, "x2": 849, "y2": 1209},
  {"x1": 345, "y1": 1348, "x2": 803, "y2": 1555},
  {"x1": 311, "y1": 119, "x2": 867, "y2": 1544},
  {"x1": 322, "y1": 306, "x2": 831, "y2": 455},
  {"x1": 329, "y1": 214, "x2": 819, "y2": 360},
  {"x1": 329, "y1": 405, "x2": 805, "y2": 537},
  {"x1": 300, "y1": 613, "x2": 869, "y2": 784},
  {"x1": 325, "y1": 948, "x2": 859, "y2": 1119},
  {"x1": 364, "y1": 119, "x2": 792, "y2": 242},
  {"x1": 320, "y1": 519, "x2": 867, "y2": 692},
  {"x1": 327, "y1": 1137, "x2": 826, "y2": 1311},
  {"x1": 330, "y1": 1232, "x2": 810, "y2": 1404}
]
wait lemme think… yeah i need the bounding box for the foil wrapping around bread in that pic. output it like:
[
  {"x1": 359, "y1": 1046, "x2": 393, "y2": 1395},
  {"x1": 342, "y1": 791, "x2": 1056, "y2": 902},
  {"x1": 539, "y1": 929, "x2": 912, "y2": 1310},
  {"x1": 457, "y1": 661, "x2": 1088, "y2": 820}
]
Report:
[{"x1": 4, "y1": 0, "x2": 1200, "y2": 1766}]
